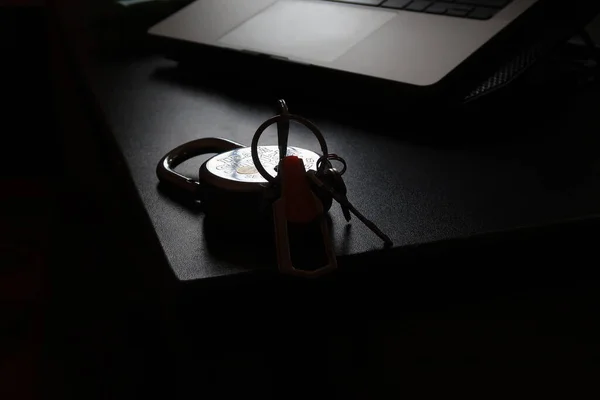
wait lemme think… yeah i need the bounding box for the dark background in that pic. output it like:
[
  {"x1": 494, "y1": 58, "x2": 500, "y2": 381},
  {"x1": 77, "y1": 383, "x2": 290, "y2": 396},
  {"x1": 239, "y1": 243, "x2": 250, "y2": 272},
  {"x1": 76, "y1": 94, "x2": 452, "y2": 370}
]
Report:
[{"x1": 2, "y1": 1, "x2": 600, "y2": 398}]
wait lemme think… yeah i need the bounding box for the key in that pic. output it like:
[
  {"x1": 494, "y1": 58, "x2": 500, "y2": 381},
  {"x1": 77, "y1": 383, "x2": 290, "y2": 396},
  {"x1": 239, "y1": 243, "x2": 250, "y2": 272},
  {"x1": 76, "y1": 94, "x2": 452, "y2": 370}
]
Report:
[
  {"x1": 322, "y1": 168, "x2": 352, "y2": 222},
  {"x1": 307, "y1": 171, "x2": 393, "y2": 246}
]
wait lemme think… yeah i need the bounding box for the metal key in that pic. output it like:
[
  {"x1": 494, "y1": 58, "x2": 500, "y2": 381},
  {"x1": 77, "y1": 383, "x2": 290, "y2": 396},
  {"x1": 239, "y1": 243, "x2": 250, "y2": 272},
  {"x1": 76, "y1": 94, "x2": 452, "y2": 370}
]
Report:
[
  {"x1": 307, "y1": 171, "x2": 393, "y2": 246},
  {"x1": 315, "y1": 153, "x2": 349, "y2": 218},
  {"x1": 322, "y1": 168, "x2": 352, "y2": 222}
]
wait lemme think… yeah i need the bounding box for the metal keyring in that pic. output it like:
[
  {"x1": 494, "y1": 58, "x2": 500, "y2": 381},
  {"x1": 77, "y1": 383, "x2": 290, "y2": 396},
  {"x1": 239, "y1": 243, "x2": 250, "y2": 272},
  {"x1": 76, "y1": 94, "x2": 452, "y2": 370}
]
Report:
[
  {"x1": 316, "y1": 154, "x2": 347, "y2": 175},
  {"x1": 251, "y1": 114, "x2": 329, "y2": 183}
]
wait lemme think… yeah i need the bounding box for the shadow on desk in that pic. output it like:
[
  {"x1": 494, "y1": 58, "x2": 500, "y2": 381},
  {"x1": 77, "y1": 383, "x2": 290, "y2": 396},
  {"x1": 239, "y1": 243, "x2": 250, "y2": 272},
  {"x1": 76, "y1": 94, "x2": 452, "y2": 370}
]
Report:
[{"x1": 158, "y1": 180, "x2": 357, "y2": 272}]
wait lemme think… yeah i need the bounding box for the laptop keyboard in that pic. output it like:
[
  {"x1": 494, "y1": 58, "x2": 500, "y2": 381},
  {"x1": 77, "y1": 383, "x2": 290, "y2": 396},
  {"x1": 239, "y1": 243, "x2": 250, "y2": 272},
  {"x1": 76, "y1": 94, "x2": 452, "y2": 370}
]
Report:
[{"x1": 323, "y1": 0, "x2": 513, "y2": 20}]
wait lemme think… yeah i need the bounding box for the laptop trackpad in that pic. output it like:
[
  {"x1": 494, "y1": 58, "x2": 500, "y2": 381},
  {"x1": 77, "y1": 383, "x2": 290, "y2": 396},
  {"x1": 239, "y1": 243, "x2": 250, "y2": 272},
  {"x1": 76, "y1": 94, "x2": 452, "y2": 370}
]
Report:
[{"x1": 218, "y1": 0, "x2": 396, "y2": 63}]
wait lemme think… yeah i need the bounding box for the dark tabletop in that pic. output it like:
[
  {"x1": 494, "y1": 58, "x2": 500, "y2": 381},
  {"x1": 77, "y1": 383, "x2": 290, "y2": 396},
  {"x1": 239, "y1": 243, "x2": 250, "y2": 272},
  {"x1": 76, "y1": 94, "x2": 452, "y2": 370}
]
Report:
[{"x1": 89, "y1": 56, "x2": 600, "y2": 282}]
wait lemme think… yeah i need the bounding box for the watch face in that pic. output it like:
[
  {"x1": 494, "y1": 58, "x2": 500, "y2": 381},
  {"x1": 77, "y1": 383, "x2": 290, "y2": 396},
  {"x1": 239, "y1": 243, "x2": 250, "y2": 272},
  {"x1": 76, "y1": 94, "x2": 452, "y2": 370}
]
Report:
[{"x1": 204, "y1": 146, "x2": 319, "y2": 184}]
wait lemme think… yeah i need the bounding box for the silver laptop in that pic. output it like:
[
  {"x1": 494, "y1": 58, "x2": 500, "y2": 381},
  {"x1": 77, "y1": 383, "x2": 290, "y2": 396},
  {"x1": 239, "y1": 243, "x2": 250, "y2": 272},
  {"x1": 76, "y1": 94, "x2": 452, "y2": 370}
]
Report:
[{"x1": 148, "y1": 0, "x2": 542, "y2": 88}]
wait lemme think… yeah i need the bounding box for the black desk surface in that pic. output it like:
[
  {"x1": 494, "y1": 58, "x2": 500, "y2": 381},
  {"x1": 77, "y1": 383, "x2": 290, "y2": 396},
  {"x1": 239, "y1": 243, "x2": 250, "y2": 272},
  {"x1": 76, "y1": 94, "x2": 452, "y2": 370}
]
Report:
[{"x1": 90, "y1": 56, "x2": 600, "y2": 282}]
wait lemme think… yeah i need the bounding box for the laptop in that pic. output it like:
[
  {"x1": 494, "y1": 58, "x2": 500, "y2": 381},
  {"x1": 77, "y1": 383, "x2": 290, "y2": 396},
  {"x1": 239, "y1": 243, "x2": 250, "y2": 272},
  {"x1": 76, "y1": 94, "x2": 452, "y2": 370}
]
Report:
[{"x1": 149, "y1": 0, "x2": 599, "y2": 96}]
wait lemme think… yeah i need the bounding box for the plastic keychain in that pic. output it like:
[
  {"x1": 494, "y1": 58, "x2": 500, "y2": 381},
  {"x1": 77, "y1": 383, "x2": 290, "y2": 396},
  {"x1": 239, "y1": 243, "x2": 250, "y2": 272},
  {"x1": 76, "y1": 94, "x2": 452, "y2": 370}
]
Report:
[{"x1": 249, "y1": 109, "x2": 339, "y2": 277}]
